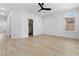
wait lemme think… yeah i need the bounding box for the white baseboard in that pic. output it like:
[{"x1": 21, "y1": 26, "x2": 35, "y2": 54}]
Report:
[{"x1": 44, "y1": 34, "x2": 79, "y2": 39}]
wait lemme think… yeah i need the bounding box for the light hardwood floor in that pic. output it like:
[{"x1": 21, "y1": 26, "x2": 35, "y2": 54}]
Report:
[{"x1": 0, "y1": 34, "x2": 79, "y2": 56}]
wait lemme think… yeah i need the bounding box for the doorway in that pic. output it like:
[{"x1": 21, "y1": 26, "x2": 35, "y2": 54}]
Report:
[{"x1": 28, "y1": 19, "x2": 33, "y2": 37}]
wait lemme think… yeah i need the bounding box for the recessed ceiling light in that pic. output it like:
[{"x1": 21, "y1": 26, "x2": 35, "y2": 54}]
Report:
[
  {"x1": 1, "y1": 8, "x2": 5, "y2": 10},
  {"x1": 41, "y1": 13, "x2": 44, "y2": 15}
]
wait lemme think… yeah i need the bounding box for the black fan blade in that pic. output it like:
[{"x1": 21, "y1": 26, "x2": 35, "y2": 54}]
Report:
[
  {"x1": 37, "y1": 3, "x2": 51, "y2": 12},
  {"x1": 38, "y1": 3, "x2": 43, "y2": 8},
  {"x1": 43, "y1": 8, "x2": 51, "y2": 10},
  {"x1": 38, "y1": 9, "x2": 42, "y2": 12}
]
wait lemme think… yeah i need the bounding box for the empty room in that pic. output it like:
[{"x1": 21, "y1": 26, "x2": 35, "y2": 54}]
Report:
[{"x1": 0, "y1": 3, "x2": 79, "y2": 56}]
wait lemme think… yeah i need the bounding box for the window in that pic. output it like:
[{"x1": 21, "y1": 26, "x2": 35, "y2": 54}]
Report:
[{"x1": 65, "y1": 10, "x2": 76, "y2": 32}]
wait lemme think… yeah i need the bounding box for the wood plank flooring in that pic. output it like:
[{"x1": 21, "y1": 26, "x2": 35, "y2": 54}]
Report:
[{"x1": 0, "y1": 35, "x2": 79, "y2": 56}]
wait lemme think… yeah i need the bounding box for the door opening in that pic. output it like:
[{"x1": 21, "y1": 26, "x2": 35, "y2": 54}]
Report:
[{"x1": 28, "y1": 19, "x2": 33, "y2": 37}]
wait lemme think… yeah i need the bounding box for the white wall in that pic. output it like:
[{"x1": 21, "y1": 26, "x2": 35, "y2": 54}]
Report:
[
  {"x1": 77, "y1": 8, "x2": 79, "y2": 38},
  {"x1": 0, "y1": 16, "x2": 7, "y2": 33},
  {"x1": 10, "y1": 10, "x2": 42, "y2": 38},
  {"x1": 10, "y1": 11, "x2": 22, "y2": 38},
  {"x1": 9, "y1": 8, "x2": 79, "y2": 39},
  {"x1": 21, "y1": 11, "x2": 42, "y2": 38},
  {"x1": 43, "y1": 8, "x2": 79, "y2": 39}
]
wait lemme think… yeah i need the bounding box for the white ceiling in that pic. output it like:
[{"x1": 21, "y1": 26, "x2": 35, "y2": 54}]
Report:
[{"x1": 0, "y1": 3, "x2": 79, "y2": 16}]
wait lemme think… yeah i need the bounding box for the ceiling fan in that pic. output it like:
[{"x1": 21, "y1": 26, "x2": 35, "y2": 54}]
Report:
[{"x1": 38, "y1": 3, "x2": 52, "y2": 12}]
